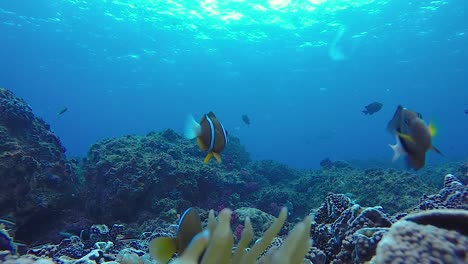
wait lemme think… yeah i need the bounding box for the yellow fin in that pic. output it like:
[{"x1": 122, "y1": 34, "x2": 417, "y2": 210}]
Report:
[
  {"x1": 428, "y1": 122, "x2": 436, "y2": 137},
  {"x1": 398, "y1": 133, "x2": 414, "y2": 143},
  {"x1": 204, "y1": 152, "x2": 214, "y2": 163},
  {"x1": 213, "y1": 153, "x2": 222, "y2": 163},
  {"x1": 148, "y1": 237, "x2": 177, "y2": 263},
  {"x1": 197, "y1": 137, "x2": 206, "y2": 151}
]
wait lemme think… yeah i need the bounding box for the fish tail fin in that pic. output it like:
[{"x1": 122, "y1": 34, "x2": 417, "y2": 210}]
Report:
[
  {"x1": 389, "y1": 136, "x2": 406, "y2": 162},
  {"x1": 184, "y1": 115, "x2": 201, "y2": 139},
  {"x1": 213, "y1": 153, "x2": 222, "y2": 163},
  {"x1": 148, "y1": 237, "x2": 177, "y2": 263},
  {"x1": 428, "y1": 122, "x2": 436, "y2": 137},
  {"x1": 204, "y1": 152, "x2": 214, "y2": 163},
  {"x1": 431, "y1": 145, "x2": 444, "y2": 156},
  {"x1": 389, "y1": 143, "x2": 402, "y2": 162},
  {"x1": 362, "y1": 110, "x2": 368, "y2": 115}
]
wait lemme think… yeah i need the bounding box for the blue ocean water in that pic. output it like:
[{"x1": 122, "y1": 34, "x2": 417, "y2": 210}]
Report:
[{"x1": 0, "y1": 0, "x2": 467, "y2": 169}]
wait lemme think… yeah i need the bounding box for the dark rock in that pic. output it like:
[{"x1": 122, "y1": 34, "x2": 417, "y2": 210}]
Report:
[{"x1": 0, "y1": 88, "x2": 81, "y2": 244}]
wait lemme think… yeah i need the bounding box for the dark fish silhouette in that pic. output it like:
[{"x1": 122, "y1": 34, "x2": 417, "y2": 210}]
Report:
[
  {"x1": 57, "y1": 107, "x2": 68, "y2": 115},
  {"x1": 184, "y1": 111, "x2": 228, "y2": 163},
  {"x1": 465, "y1": 109, "x2": 468, "y2": 114},
  {"x1": 362, "y1": 102, "x2": 383, "y2": 115},
  {"x1": 387, "y1": 105, "x2": 443, "y2": 170},
  {"x1": 242, "y1": 114, "x2": 250, "y2": 125}
]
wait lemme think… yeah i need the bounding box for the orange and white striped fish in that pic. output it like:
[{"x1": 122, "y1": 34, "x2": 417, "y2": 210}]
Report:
[{"x1": 184, "y1": 111, "x2": 228, "y2": 163}]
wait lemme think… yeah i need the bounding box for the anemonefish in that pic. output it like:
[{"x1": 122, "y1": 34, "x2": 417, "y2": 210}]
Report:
[
  {"x1": 387, "y1": 105, "x2": 443, "y2": 170},
  {"x1": 148, "y1": 208, "x2": 204, "y2": 263},
  {"x1": 184, "y1": 111, "x2": 228, "y2": 163}
]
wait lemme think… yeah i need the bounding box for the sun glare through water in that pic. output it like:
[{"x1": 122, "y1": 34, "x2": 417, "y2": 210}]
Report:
[{"x1": 61, "y1": 0, "x2": 389, "y2": 42}]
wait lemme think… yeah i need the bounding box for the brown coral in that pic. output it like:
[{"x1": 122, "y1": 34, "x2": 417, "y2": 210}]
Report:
[{"x1": 373, "y1": 209, "x2": 468, "y2": 263}]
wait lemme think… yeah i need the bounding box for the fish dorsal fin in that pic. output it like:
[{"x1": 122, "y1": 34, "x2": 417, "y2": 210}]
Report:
[
  {"x1": 204, "y1": 152, "x2": 214, "y2": 163},
  {"x1": 207, "y1": 111, "x2": 216, "y2": 119},
  {"x1": 149, "y1": 237, "x2": 177, "y2": 263},
  {"x1": 428, "y1": 122, "x2": 436, "y2": 137},
  {"x1": 387, "y1": 105, "x2": 404, "y2": 134},
  {"x1": 398, "y1": 133, "x2": 414, "y2": 143}
]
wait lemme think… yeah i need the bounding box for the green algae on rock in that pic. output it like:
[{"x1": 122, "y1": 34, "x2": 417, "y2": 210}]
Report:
[{"x1": 83, "y1": 129, "x2": 251, "y2": 224}]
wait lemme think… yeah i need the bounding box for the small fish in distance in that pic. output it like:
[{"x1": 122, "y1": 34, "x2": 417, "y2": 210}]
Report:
[
  {"x1": 57, "y1": 107, "x2": 68, "y2": 115},
  {"x1": 241, "y1": 114, "x2": 250, "y2": 125},
  {"x1": 362, "y1": 102, "x2": 383, "y2": 115}
]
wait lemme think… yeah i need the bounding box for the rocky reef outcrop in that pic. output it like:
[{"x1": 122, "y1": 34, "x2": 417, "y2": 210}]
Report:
[
  {"x1": 0, "y1": 88, "x2": 80, "y2": 243},
  {"x1": 83, "y1": 129, "x2": 251, "y2": 224},
  {"x1": 1, "y1": 174, "x2": 466, "y2": 264},
  {"x1": 80, "y1": 130, "x2": 443, "y2": 227}
]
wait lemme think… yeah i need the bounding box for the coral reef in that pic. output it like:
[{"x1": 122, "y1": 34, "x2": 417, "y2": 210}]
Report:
[
  {"x1": 24, "y1": 222, "x2": 145, "y2": 263},
  {"x1": 293, "y1": 166, "x2": 437, "y2": 217},
  {"x1": 307, "y1": 174, "x2": 467, "y2": 264},
  {"x1": 372, "y1": 209, "x2": 468, "y2": 263},
  {"x1": 0, "y1": 88, "x2": 80, "y2": 244},
  {"x1": 0, "y1": 176, "x2": 466, "y2": 264},
  {"x1": 314, "y1": 193, "x2": 352, "y2": 224},
  {"x1": 0, "y1": 253, "x2": 55, "y2": 264},
  {"x1": 2, "y1": 88, "x2": 443, "y2": 230},
  {"x1": 238, "y1": 159, "x2": 440, "y2": 219},
  {"x1": 412, "y1": 173, "x2": 468, "y2": 213},
  {"x1": 83, "y1": 129, "x2": 250, "y2": 224},
  {"x1": 310, "y1": 193, "x2": 393, "y2": 264},
  {"x1": 457, "y1": 161, "x2": 468, "y2": 184},
  {"x1": 232, "y1": 207, "x2": 276, "y2": 241},
  {"x1": 1, "y1": 88, "x2": 467, "y2": 263}
]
